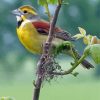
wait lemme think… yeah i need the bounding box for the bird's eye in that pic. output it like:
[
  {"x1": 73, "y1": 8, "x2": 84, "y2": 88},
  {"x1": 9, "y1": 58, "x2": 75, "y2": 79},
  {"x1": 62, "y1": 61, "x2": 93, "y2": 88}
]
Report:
[{"x1": 23, "y1": 10, "x2": 28, "y2": 13}]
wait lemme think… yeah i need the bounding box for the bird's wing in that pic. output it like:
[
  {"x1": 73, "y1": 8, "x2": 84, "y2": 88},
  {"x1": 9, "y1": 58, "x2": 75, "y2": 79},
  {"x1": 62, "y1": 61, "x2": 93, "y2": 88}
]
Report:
[{"x1": 32, "y1": 20, "x2": 74, "y2": 41}]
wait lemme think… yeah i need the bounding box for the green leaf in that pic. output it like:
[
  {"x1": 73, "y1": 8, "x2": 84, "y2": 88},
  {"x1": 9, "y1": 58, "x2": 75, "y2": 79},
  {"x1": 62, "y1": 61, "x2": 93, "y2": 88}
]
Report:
[
  {"x1": 72, "y1": 72, "x2": 79, "y2": 77},
  {"x1": 84, "y1": 45, "x2": 91, "y2": 56},
  {"x1": 78, "y1": 27, "x2": 86, "y2": 36},
  {"x1": 38, "y1": 0, "x2": 47, "y2": 6},
  {"x1": 38, "y1": 0, "x2": 58, "y2": 5},
  {"x1": 73, "y1": 34, "x2": 84, "y2": 39},
  {"x1": 53, "y1": 41, "x2": 72, "y2": 56},
  {"x1": 84, "y1": 44, "x2": 100, "y2": 64},
  {"x1": 47, "y1": 0, "x2": 58, "y2": 4},
  {"x1": 83, "y1": 36, "x2": 89, "y2": 45},
  {"x1": 83, "y1": 35, "x2": 92, "y2": 45},
  {"x1": 89, "y1": 44, "x2": 100, "y2": 64}
]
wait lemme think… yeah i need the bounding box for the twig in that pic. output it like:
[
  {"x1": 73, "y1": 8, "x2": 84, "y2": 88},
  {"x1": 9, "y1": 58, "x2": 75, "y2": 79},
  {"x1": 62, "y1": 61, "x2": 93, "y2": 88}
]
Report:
[
  {"x1": 44, "y1": 1, "x2": 52, "y2": 21},
  {"x1": 33, "y1": 1, "x2": 63, "y2": 100},
  {"x1": 49, "y1": 54, "x2": 86, "y2": 75}
]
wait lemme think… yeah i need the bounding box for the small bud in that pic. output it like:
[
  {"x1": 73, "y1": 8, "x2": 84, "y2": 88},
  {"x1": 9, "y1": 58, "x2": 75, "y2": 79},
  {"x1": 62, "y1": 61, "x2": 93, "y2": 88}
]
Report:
[
  {"x1": 97, "y1": 39, "x2": 100, "y2": 44},
  {"x1": 91, "y1": 36, "x2": 98, "y2": 44},
  {"x1": 83, "y1": 36, "x2": 89, "y2": 45}
]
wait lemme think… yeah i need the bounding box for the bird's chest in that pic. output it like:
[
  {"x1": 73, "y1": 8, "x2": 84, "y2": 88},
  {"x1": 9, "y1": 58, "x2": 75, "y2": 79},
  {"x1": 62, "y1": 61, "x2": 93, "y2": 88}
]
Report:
[{"x1": 16, "y1": 21, "x2": 42, "y2": 54}]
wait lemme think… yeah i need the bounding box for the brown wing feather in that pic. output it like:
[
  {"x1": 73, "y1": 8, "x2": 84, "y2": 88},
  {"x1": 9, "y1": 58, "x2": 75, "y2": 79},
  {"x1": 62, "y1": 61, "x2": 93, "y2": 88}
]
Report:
[{"x1": 32, "y1": 20, "x2": 74, "y2": 41}]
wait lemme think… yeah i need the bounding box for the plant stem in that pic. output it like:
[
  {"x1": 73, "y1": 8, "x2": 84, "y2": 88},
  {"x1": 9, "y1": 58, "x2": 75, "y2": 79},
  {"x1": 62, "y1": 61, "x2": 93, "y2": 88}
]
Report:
[
  {"x1": 44, "y1": 1, "x2": 51, "y2": 21},
  {"x1": 50, "y1": 54, "x2": 86, "y2": 75}
]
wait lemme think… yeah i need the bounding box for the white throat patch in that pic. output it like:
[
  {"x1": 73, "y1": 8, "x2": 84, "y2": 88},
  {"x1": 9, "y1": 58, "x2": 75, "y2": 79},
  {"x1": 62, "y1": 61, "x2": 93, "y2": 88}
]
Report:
[{"x1": 16, "y1": 16, "x2": 22, "y2": 21}]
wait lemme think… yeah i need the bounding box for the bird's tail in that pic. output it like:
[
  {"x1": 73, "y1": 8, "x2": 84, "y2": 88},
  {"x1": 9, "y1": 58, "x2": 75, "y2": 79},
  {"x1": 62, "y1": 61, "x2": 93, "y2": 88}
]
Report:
[
  {"x1": 77, "y1": 54, "x2": 94, "y2": 69},
  {"x1": 72, "y1": 48, "x2": 94, "y2": 69}
]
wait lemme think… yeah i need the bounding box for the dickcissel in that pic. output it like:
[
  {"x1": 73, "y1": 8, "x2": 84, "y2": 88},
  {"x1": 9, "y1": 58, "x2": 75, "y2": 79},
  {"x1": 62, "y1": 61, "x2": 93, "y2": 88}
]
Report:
[{"x1": 12, "y1": 5, "x2": 94, "y2": 69}]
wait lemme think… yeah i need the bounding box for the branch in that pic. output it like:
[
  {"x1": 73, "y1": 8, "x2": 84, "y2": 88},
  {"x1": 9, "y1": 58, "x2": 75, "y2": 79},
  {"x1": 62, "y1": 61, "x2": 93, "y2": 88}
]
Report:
[
  {"x1": 49, "y1": 54, "x2": 86, "y2": 75},
  {"x1": 33, "y1": 1, "x2": 63, "y2": 100}
]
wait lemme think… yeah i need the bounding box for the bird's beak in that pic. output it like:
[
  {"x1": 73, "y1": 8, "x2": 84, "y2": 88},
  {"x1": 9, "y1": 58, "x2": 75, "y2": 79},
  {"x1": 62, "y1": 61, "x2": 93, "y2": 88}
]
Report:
[{"x1": 11, "y1": 9, "x2": 23, "y2": 16}]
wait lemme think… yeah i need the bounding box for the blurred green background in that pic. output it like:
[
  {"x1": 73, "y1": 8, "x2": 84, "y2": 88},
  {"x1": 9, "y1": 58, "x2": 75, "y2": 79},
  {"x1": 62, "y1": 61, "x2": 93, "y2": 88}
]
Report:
[{"x1": 0, "y1": 0, "x2": 100, "y2": 100}]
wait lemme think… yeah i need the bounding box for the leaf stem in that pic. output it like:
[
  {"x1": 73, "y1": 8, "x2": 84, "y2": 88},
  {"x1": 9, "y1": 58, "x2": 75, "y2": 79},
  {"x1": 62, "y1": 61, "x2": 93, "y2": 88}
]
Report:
[
  {"x1": 44, "y1": 1, "x2": 52, "y2": 21},
  {"x1": 50, "y1": 54, "x2": 86, "y2": 75}
]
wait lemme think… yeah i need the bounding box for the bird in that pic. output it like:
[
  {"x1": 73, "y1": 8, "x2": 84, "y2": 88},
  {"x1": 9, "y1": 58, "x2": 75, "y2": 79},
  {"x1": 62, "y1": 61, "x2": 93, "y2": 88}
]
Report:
[{"x1": 12, "y1": 5, "x2": 94, "y2": 69}]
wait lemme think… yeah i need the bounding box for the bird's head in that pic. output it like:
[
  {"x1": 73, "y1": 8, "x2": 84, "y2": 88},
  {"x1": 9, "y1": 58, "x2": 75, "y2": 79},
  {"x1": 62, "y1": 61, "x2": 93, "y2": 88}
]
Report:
[{"x1": 12, "y1": 5, "x2": 40, "y2": 22}]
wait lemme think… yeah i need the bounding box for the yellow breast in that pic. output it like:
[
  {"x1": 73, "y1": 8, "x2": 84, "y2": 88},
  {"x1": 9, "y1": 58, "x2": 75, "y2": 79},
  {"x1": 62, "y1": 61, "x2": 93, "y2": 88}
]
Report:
[{"x1": 17, "y1": 20, "x2": 42, "y2": 54}]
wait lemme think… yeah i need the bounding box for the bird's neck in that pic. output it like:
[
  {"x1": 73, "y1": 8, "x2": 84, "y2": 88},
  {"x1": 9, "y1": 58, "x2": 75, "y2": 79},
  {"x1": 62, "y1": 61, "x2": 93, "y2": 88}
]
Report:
[
  {"x1": 17, "y1": 15, "x2": 40, "y2": 28},
  {"x1": 28, "y1": 15, "x2": 40, "y2": 22}
]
